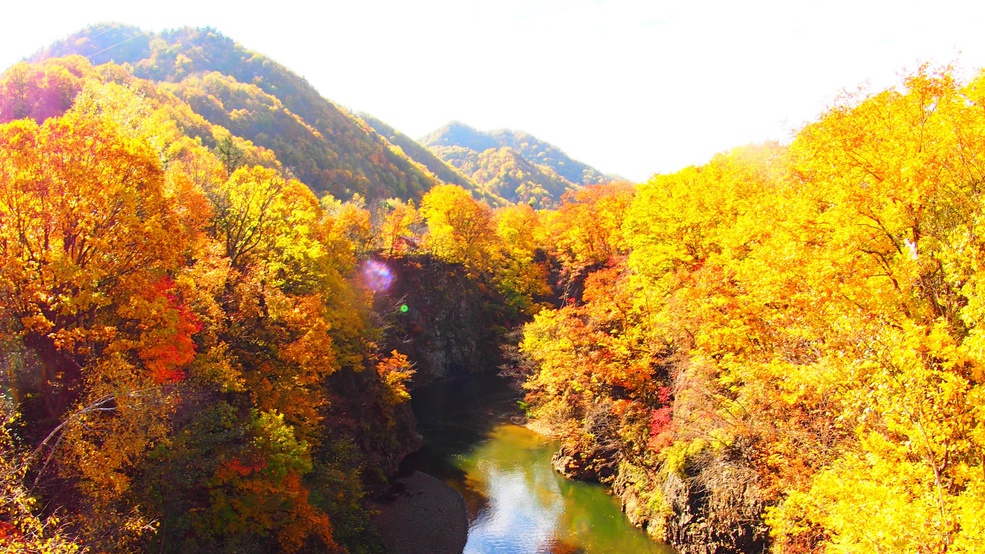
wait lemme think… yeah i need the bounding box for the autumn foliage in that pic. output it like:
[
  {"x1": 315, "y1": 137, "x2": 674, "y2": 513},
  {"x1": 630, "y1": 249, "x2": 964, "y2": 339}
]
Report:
[
  {"x1": 517, "y1": 66, "x2": 985, "y2": 552},
  {"x1": 6, "y1": 39, "x2": 985, "y2": 554},
  {"x1": 0, "y1": 57, "x2": 411, "y2": 553}
]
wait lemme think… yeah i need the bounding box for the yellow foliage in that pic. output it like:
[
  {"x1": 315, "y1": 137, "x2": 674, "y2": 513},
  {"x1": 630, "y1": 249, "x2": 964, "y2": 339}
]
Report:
[
  {"x1": 420, "y1": 184, "x2": 496, "y2": 275},
  {"x1": 376, "y1": 350, "x2": 416, "y2": 404},
  {"x1": 523, "y1": 66, "x2": 985, "y2": 551}
]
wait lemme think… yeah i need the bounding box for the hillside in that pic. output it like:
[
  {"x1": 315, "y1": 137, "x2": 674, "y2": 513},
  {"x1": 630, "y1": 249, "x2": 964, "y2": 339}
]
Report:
[
  {"x1": 420, "y1": 121, "x2": 611, "y2": 207},
  {"x1": 30, "y1": 23, "x2": 447, "y2": 201},
  {"x1": 0, "y1": 39, "x2": 563, "y2": 552},
  {"x1": 429, "y1": 144, "x2": 574, "y2": 208},
  {"x1": 360, "y1": 113, "x2": 506, "y2": 207}
]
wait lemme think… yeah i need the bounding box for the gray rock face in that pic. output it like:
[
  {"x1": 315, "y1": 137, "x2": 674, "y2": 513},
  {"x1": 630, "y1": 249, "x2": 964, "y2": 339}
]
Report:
[
  {"x1": 660, "y1": 446, "x2": 769, "y2": 554},
  {"x1": 605, "y1": 445, "x2": 770, "y2": 553},
  {"x1": 550, "y1": 443, "x2": 583, "y2": 477},
  {"x1": 550, "y1": 442, "x2": 619, "y2": 483},
  {"x1": 611, "y1": 462, "x2": 664, "y2": 540},
  {"x1": 376, "y1": 256, "x2": 514, "y2": 385},
  {"x1": 380, "y1": 402, "x2": 425, "y2": 476}
]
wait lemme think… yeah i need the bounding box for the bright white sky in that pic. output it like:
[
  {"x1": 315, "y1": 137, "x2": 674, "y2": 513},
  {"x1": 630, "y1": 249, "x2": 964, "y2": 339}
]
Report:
[{"x1": 2, "y1": 0, "x2": 984, "y2": 181}]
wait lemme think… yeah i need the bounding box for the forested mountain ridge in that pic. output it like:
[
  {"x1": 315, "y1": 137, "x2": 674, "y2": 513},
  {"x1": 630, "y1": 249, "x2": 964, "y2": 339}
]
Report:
[
  {"x1": 28, "y1": 24, "x2": 614, "y2": 207},
  {"x1": 430, "y1": 143, "x2": 575, "y2": 208},
  {"x1": 29, "y1": 23, "x2": 449, "y2": 201},
  {"x1": 359, "y1": 113, "x2": 507, "y2": 207},
  {"x1": 420, "y1": 121, "x2": 611, "y2": 207},
  {"x1": 422, "y1": 121, "x2": 609, "y2": 185}
]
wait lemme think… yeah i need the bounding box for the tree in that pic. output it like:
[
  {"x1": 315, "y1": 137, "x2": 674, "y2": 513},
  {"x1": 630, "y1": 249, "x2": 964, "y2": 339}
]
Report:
[
  {"x1": 545, "y1": 182, "x2": 635, "y2": 283},
  {"x1": 375, "y1": 198, "x2": 419, "y2": 257},
  {"x1": 419, "y1": 184, "x2": 496, "y2": 275},
  {"x1": 0, "y1": 56, "x2": 97, "y2": 124},
  {"x1": 492, "y1": 203, "x2": 550, "y2": 314},
  {"x1": 0, "y1": 398, "x2": 81, "y2": 553},
  {"x1": 0, "y1": 110, "x2": 188, "y2": 420}
]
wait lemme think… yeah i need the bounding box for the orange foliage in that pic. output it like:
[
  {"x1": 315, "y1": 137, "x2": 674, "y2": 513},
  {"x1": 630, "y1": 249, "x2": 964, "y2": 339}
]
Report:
[
  {"x1": 376, "y1": 350, "x2": 416, "y2": 404},
  {"x1": 134, "y1": 277, "x2": 201, "y2": 383}
]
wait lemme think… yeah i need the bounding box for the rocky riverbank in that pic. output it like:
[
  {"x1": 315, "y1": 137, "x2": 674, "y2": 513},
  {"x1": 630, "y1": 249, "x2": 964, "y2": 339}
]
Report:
[
  {"x1": 371, "y1": 471, "x2": 469, "y2": 554},
  {"x1": 535, "y1": 416, "x2": 768, "y2": 554}
]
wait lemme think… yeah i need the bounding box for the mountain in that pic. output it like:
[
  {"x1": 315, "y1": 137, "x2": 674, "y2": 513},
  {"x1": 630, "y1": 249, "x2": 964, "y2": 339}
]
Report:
[
  {"x1": 28, "y1": 23, "x2": 453, "y2": 201},
  {"x1": 360, "y1": 113, "x2": 507, "y2": 207},
  {"x1": 420, "y1": 122, "x2": 611, "y2": 207},
  {"x1": 430, "y1": 144, "x2": 574, "y2": 208}
]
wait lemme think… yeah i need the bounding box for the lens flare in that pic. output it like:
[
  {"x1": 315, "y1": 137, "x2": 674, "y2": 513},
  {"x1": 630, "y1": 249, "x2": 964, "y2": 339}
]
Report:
[{"x1": 362, "y1": 260, "x2": 394, "y2": 291}]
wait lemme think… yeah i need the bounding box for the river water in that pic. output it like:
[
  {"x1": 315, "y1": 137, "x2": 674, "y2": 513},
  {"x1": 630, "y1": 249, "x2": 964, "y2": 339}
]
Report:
[{"x1": 402, "y1": 373, "x2": 676, "y2": 554}]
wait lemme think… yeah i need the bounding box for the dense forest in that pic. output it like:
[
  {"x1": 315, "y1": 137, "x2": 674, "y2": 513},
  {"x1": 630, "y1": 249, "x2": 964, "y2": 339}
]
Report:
[
  {"x1": 421, "y1": 122, "x2": 609, "y2": 186},
  {"x1": 358, "y1": 115, "x2": 507, "y2": 208},
  {"x1": 1, "y1": 22, "x2": 985, "y2": 554},
  {"x1": 514, "y1": 67, "x2": 985, "y2": 552},
  {"x1": 0, "y1": 54, "x2": 416, "y2": 553},
  {"x1": 0, "y1": 46, "x2": 553, "y2": 553}
]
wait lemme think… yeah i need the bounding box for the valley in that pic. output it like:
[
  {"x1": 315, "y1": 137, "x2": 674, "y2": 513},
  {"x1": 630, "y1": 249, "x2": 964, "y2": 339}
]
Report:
[{"x1": 1, "y1": 21, "x2": 984, "y2": 554}]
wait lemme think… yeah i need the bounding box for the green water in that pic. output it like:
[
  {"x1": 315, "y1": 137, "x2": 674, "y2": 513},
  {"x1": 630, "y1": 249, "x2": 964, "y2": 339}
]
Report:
[{"x1": 404, "y1": 375, "x2": 675, "y2": 554}]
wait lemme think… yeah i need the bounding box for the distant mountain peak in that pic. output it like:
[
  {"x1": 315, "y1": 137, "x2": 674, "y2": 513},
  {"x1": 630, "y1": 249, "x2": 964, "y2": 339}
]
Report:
[
  {"x1": 421, "y1": 122, "x2": 498, "y2": 152},
  {"x1": 420, "y1": 122, "x2": 610, "y2": 208}
]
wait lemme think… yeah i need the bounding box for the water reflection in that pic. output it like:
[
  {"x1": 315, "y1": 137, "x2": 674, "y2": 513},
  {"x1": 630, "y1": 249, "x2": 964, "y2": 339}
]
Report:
[
  {"x1": 467, "y1": 467, "x2": 562, "y2": 553},
  {"x1": 406, "y1": 375, "x2": 675, "y2": 554},
  {"x1": 460, "y1": 424, "x2": 671, "y2": 554}
]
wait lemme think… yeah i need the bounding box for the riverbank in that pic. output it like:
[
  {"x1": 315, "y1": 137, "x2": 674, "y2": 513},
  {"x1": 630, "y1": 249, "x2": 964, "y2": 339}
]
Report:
[
  {"x1": 521, "y1": 416, "x2": 672, "y2": 548},
  {"x1": 518, "y1": 416, "x2": 557, "y2": 439},
  {"x1": 371, "y1": 471, "x2": 468, "y2": 554}
]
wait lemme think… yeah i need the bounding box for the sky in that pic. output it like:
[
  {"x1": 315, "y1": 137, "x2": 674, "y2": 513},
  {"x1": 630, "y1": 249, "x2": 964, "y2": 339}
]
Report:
[{"x1": 2, "y1": 0, "x2": 985, "y2": 181}]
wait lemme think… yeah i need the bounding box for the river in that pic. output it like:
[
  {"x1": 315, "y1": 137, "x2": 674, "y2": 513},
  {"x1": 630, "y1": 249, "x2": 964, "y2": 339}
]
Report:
[{"x1": 402, "y1": 373, "x2": 676, "y2": 554}]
